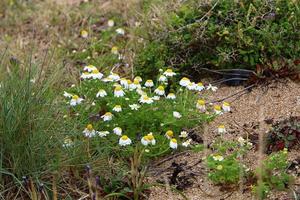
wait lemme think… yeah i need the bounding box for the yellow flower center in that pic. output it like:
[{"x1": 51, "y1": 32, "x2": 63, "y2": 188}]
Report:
[
  {"x1": 115, "y1": 86, "x2": 122, "y2": 91},
  {"x1": 214, "y1": 105, "x2": 221, "y2": 111},
  {"x1": 182, "y1": 77, "x2": 189, "y2": 81},
  {"x1": 197, "y1": 99, "x2": 205, "y2": 105},
  {"x1": 87, "y1": 124, "x2": 93, "y2": 131},
  {"x1": 127, "y1": 80, "x2": 132, "y2": 84},
  {"x1": 146, "y1": 134, "x2": 154, "y2": 141},
  {"x1": 214, "y1": 155, "x2": 223, "y2": 160},
  {"x1": 105, "y1": 112, "x2": 112, "y2": 116},
  {"x1": 111, "y1": 46, "x2": 118, "y2": 51},
  {"x1": 134, "y1": 76, "x2": 142, "y2": 81},
  {"x1": 81, "y1": 30, "x2": 88, "y2": 35},
  {"x1": 168, "y1": 93, "x2": 175, "y2": 96},
  {"x1": 197, "y1": 82, "x2": 203, "y2": 86},
  {"x1": 223, "y1": 102, "x2": 230, "y2": 106},
  {"x1": 72, "y1": 95, "x2": 79, "y2": 100},
  {"x1": 133, "y1": 79, "x2": 139, "y2": 84},
  {"x1": 171, "y1": 138, "x2": 177, "y2": 143},
  {"x1": 92, "y1": 69, "x2": 99, "y2": 74},
  {"x1": 83, "y1": 72, "x2": 89, "y2": 75},
  {"x1": 146, "y1": 80, "x2": 153, "y2": 83},
  {"x1": 217, "y1": 165, "x2": 223, "y2": 170},
  {"x1": 121, "y1": 135, "x2": 128, "y2": 140},
  {"x1": 114, "y1": 105, "x2": 121, "y2": 108},
  {"x1": 143, "y1": 96, "x2": 150, "y2": 100},
  {"x1": 166, "y1": 130, "x2": 174, "y2": 137},
  {"x1": 166, "y1": 69, "x2": 173, "y2": 73},
  {"x1": 218, "y1": 125, "x2": 225, "y2": 129},
  {"x1": 158, "y1": 85, "x2": 164, "y2": 91}
]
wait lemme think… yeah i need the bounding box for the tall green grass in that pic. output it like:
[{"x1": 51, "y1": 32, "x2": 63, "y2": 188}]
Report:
[{"x1": 0, "y1": 49, "x2": 66, "y2": 194}]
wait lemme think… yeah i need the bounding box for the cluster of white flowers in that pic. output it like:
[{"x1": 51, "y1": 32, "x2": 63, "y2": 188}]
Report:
[{"x1": 63, "y1": 66, "x2": 219, "y2": 149}]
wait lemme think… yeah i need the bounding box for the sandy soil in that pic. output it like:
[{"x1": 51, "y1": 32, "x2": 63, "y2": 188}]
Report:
[{"x1": 148, "y1": 79, "x2": 300, "y2": 200}]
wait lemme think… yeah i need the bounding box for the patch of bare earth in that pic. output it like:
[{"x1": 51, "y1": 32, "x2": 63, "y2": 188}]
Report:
[{"x1": 148, "y1": 79, "x2": 300, "y2": 200}]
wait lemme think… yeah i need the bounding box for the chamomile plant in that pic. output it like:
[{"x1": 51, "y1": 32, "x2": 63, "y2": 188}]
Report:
[
  {"x1": 206, "y1": 138, "x2": 252, "y2": 185},
  {"x1": 62, "y1": 66, "x2": 215, "y2": 160}
]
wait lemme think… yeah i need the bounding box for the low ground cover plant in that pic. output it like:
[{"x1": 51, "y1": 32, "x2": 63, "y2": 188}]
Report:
[
  {"x1": 253, "y1": 148, "x2": 293, "y2": 199},
  {"x1": 206, "y1": 139, "x2": 252, "y2": 185}
]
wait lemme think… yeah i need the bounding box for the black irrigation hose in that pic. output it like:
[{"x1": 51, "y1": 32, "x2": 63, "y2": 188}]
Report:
[
  {"x1": 196, "y1": 67, "x2": 256, "y2": 76},
  {"x1": 210, "y1": 77, "x2": 249, "y2": 85},
  {"x1": 208, "y1": 84, "x2": 257, "y2": 104}
]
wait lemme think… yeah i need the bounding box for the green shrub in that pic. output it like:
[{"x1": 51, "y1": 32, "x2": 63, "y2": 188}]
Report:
[{"x1": 134, "y1": 0, "x2": 300, "y2": 78}]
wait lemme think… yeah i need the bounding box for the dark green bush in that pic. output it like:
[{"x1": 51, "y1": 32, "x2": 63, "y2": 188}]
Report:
[{"x1": 135, "y1": 0, "x2": 300, "y2": 78}]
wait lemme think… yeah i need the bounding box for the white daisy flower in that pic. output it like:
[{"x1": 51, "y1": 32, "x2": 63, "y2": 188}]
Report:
[
  {"x1": 196, "y1": 99, "x2": 206, "y2": 113},
  {"x1": 70, "y1": 95, "x2": 84, "y2": 106},
  {"x1": 222, "y1": 102, "x2": 231, "y2": 112},
  {"x1": 83, "y1": 124, "x2": 96, "y2": 138},
  {"x1": 114, "y1": 86, "x2": 125, "y2": 97},
  {"x1": 111, "y1": 46, "x2": 119, "y2": 55},
  {"x1": 179, "y1": 131, "x2": 188, "y2": 138},
  {"x1": 158, "y1": 75, "x2": 167, "y2": 82},
  {"x1": 218, "y1": 125, "x2": 226, "y2": 134},
  {"x1": 163, "y1": 69, "x2": 176, "y2": 77},
  {"x1": 119, "y1": 135, "x2": 132, "y2": 146},
  {"x1": 154, "y1": 85, "x2": 165, "y2": 96},
  {"x1": 196, "y1": 82, "x2": 205, "y2": 91},
  {"x1": 83, "y1": 65, "x2": 97, "y2": 72},
  {"x1": 182, "y1": 139, "x2": 192, "y2": 147},
  {"x1": 108, "y1": 19, "x2": 114, "y2": 27},
  {"x1": 130, "y1": 80, "x2": 141, "y2": 90},
  {"x1": 136, "y1": 88, "x2": 146, "y2": 96},
  {"x1": 237, "y1": 137, "x2": 246, "y2": 146},
  {"x1": 129, "y1": 104, "x2": 140, "y2": 110},
  {"x1": 214, "y1": 105, "x2": 223, "y2": 115},
  {"x1": 112, "y1": 105, "x2": 122, "y2": 112},
  {"x1": 139, "y1": 95, "x2": 154, "y2": 104},
  {"x1": 179, "y1": 77, "x2": 191, "y2": 87},
  {"x1": 212, "y1": 155, "x2": 224, "y2": 161},
  {"x1": 141, "y1": 133, "x2": 156, "y2": 146},
  {"x1": 63, "y1": 137, "x2": 73, "y2": 147},
  {"x1": 116, "y1": 28, "x2": 125, "y2": 35},
  {"x1": 144, "y1": 80, "x2": 154, "y2": 87},
  {"x1": 102, "y1": 77, "x2": 114, "y2": 82},
  {"x1": 96, "y1": 89, "x2": 107, "y2": 98},
  {"x1": 90, "y1": 69, "x2": 104, "y2": 80},
  {"x1": 80, "y1": 30, "x2": 88, "y2": 38},
  {"x1": 97, "y1": 131, "x2": 110, "y2": 137},
  {"x1": 120, "y1": 78, "x2": 128, "y2": 88},
  {"x1": 165, "y1": 130, "x2": 174, "y2": 139},
  {"x1": 113, "y1": 127, "x2": 122, "y2": 136},
  {"x1": 152, "y1": 96, "x2": 160, "y2": 101},
  {"x1": 173, "y1": 111, "x2": 182, "y2": 119},
  {"x1": 133, "y1": 76, "x2": 142, "y2": 83},
  {"x1": 187, "y1": 82, "x2": 196, "y2": 90},
  {"x1": 63, "y1": 91, "x2": 73, "y2": 98},
  {"x1": 170, "y1": 138, "x2": 178, "y2": 149},
  {"x1": 81, "y1": 72, "x2": 92, "y2": 79},
  {"x1": 166, "y1": 93, "x2": 176, "y2": 99},
  {"x1": 108, "y1": 73, "x2": 120, "y2": 81},
  {"x1": 101, "y1": 112, "x2": 113, "y2": 121},
  {"x1": 206, "y1": 84, "x2": 218, "y2": 92}
]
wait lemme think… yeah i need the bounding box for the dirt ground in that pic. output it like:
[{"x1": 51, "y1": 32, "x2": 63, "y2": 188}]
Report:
[{"x1": 148, "y1": 79, "x2": 300, "y2": 200}]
